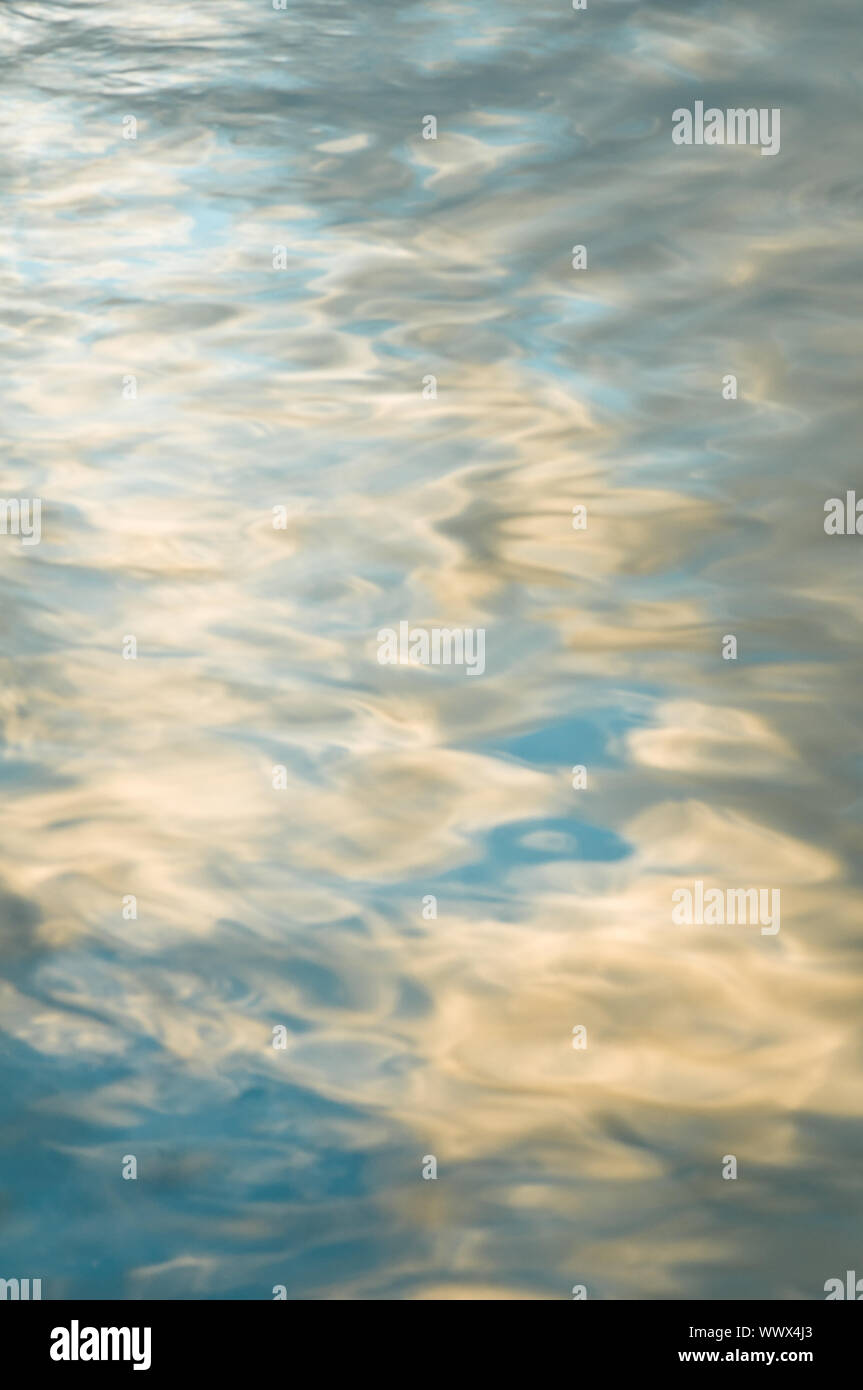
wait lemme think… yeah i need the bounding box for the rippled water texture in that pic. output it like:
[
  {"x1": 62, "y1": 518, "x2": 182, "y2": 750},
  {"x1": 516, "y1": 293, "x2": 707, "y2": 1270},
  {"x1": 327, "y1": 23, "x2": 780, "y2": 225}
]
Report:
[{"x1": 1, "y1": 0, "x2": 862, "y2": 1300}]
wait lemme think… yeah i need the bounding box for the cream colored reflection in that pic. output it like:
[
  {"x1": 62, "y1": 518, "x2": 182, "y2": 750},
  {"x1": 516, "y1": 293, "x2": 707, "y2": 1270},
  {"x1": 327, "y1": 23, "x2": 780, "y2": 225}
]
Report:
[{"x1": 627, "y1": 700, "x2": 797, "y2": 776}]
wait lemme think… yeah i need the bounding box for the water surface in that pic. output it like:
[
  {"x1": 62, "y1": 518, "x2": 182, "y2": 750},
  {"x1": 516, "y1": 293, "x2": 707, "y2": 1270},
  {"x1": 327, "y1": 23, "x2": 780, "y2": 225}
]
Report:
[{"x1": 1, "y1": 0, "x2": 862, "y2": 1299}]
